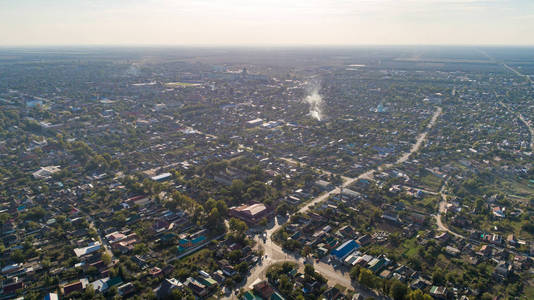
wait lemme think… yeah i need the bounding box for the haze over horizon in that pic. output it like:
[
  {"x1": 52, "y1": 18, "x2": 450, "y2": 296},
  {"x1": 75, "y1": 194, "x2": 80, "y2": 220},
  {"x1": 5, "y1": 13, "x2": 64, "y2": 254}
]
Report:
[{"x1": 1, "y1": 0, "x2": 534, "y2": 47}]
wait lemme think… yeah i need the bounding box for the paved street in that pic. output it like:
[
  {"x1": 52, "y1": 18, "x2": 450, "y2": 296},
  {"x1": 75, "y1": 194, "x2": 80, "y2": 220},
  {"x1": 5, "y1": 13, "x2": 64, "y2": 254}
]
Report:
[{"x1": 224, "y1": 106, "x2": 444, "y2": 299}]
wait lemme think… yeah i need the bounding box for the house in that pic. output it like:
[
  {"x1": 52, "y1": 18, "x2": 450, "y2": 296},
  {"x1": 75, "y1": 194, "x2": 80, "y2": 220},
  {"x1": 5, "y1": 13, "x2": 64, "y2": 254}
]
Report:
[
  {"x1": 212, "y1": 270, "x2": 225, "y2": 283},
  {"x1": 381, "y1": 210, "x2": 400, "y2": 223},
  {"x1": 229, "y1": 202, "x2": 273, "y2": 225},
  {"x1": 379, "y1": 269, "x2": 392, "y2": 280},
  {"x1": 242, "y1": 290, "x2": 263, "y2": 300},
  {"x1": 477, "y1": 245, "x2": 492, "y2": 257},
  {"x1": 149, "y1": 267, "x2": 163, "y2": 277},
  {"x1": 357, "y1": 234, "x2": 371, "y2": 246},
  {"x1": 156, "y1": 278, "x2": 183, "y2": 299},
  {"x1": 492, "y1": 206, "x2": 505, "y2": 218},
  {"x1": 331, "y1": 240, "x2": 360, "y2": 260},
  {"x1": 322, "y1": 286, "x2": 342, "y2": 299},
  {"x1": 246, "y1": 118, "x2": 263, "y2": 127},
  {"x1": 185, "y1": 277, "x2": 208, "y2": 297},
  {"x1": 315, "y1": 180, "x2": 334, "y2": 191},
  {"x1": 410, "y1": 277, "x2": 431, "y2": 290},
  {"x1": 494, "y1": 261, "x2": 512, "y2": 278},
  {"x1": 409, "y1": 212, "x2": 426, "y2": 225},
  {"x1": 430, "y1": 286, "x2": 447, "y2": 299},
  {"x1": 151, "y1": 172, "x2": 172, "y2": 182},
  {"x1": 118, "y1": 282, "x2": 136, "y2": 296},
  {"x1": 285, "y1": 195, "x2": 301, "y2": 205},
  {"x1": 214, "y1": 167, "x2": 249, "y2": 186},
  {"x1": 344, "y1": 253, "x2": 361, "y2": 267},
  {"x1": 32, "y1": 166, "x2": 61, "y2": 179},
  {"x1": 337, "y1": 225, "x2": 355, "y2": 237},
  {"x1": 62, "y1": 278, "x2": 88, "y2": 296},
  {"x1": 222, "y1": 265, "x2": 237, "y2": 277},
  {"x1": 44, "y1": 293, "x2": 59, "y2": 300},
  {"x1": 177, "y1": 235, "x2": 207, "y2": 253},
  {"x1": 435, "y1": 232, "x2": 450, "y2": 243},
  {"x1": 73, "y1": 241, "x2": 101, "y2": 258},
  {"x1": 357, "y1": 254, "x2": 374, "y2": 267},
  {"x1": 1, "y1": 263, "x2": 23, "y2": 275},
  {"x1": 125, "y1": 195, "x2": 151, "y2": 207},
  {"x1": 110, "y1": 233, "x2": 139, "y2": 253},
  {"x1": 352, "y1": 293, "x2": 364, "y2": 300},
  {"x1": 444, "y1": 246, "x2": 460, "y2": 256},
  {"x1": 253, "y1": 280, "x2": 274, "y2": 299},
  {"x1": 1, "y1": 277, "x2": 24, "y2": 294},
  {"x1": 507, "y1": 234, "x2": 518, "y2": 247},
  {"x1": 90, "y1": 277, "x2": 110, "y2": 292},
  {"x1": 368, "y1": 256, "x2": 391, "y2": 273}
]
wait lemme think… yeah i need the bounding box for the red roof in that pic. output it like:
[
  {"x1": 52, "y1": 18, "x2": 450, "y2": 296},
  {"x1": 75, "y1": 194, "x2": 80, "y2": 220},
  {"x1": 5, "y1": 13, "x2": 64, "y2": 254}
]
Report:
[{"x1": 64, "y1": 281, "x2": 83, "y2": 295}]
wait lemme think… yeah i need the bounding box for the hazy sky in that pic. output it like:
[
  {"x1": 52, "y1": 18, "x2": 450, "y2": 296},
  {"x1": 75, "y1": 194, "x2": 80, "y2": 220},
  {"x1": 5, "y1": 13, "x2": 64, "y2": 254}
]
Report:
[{"x1": 1, "y1": 0, "x2": 533, "y2": 46}]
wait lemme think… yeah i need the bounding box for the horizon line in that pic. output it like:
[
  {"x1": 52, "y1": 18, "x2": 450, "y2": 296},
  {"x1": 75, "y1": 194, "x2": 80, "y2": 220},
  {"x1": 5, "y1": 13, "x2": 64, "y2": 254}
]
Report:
[{"x1": 1, "y1": 43, "x2": 534, "y2": 49}]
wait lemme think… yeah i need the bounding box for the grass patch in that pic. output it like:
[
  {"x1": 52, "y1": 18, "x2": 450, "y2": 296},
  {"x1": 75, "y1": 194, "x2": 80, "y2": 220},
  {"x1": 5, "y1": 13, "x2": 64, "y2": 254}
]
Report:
[
  {"x1": 401, "y1": 238, "x2": 420, "y2": 258},
  {"x1": 522, "y1": 284, "x2": 534, "y2": 300},
  {"x1": 420, "y1": 173, "x2": 442, "y2": 190}
]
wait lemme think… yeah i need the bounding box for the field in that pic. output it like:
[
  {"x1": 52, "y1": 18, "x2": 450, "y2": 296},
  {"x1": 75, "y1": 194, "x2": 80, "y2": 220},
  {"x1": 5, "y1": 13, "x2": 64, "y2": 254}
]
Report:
[{"x1": 165, "y1": 82, "x2": 202, "y2": 87}]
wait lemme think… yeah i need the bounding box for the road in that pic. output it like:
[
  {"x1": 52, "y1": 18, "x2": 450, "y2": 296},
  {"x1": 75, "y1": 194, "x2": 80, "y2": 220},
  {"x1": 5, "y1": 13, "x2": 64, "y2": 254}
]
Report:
[
  {"x1": 280, "y1": 157, "x2": 352, "y2": 183},
  {"x1": 298, "y1": 106, "x2": 443, "y2": 214},
  {"x1": 77, "y1": 207, "x2": 114, "y2": 261},
  {"x1": 434, "y1": 180, "x2": 465, "y2": 239},
  {"x1": 479, "y1": 50, "x2": 531, "y2": 84},
  {"x1": 397, "y1": 106, "x2": 442, "y2": 164},
  {"x1": 502, "y1": 63, "x2": 533, "y2": 84},
  {"x1": 433, "y1": 181, "x2": 534, "y2": 260},
  {"x1": 222, "y1": 217, "x2": 384, "y2": 300},
  {"x1": 499, "y1": 101, "x2": 534, "y2": 151},
  {"x1": 227, "y1": 106, "x2": 443, "y2": 299},
  {"x1": 399, "y1": 185, "x2": 438, "y2": 196}
]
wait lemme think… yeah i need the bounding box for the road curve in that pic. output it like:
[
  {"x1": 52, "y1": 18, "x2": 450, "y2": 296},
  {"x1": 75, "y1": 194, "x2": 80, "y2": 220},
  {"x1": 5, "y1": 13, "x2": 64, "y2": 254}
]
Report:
[
  {"x1": 233, "y1": 106, "x2": 443, "y2": 298},
  {"x1": 434, "y1": 180, "x2": 465, "y2": 239}
]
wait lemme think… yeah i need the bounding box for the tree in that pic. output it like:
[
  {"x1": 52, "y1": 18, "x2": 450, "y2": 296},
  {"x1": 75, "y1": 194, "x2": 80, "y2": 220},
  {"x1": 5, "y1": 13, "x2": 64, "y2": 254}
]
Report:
[
  {"x1": 276, "y1": 203, "x2": 289, "y2": 215},
  {"x1": 216, "y1": 200, "x2": 228, "y2": 216},
  {"x1": 390, "y1": 280, "x2": 408, "y2": 300},
  {"x1": 481, "y1": 293, "x2": 494, "y2": 300},
  {"x1": 229, "y1": 179, "x2": 245, "y2": 203},
  {"x1": 236, "y1": 261, "x2": 249, "y2": 274},
  {"x1": 350, "y1": 265, "x2": 361, "y2": 280},
  {"x1": 301, "y1": 245, "x2": 312, "y2": 258},
  {"x1": 102, "y1": 253, "x2": 112, "y2": 265},
  {"x1": 358, "y1": 268, "x2": 376, "y2": 288},
  {"x1": 133, "y1": 243, "x2": 148, "y2": 255},
  {"x1": 82, "y1": 284, "x2": 95, "y2": 300},
  {"x1": 206, "y1": 207, "x2": 224, "y2": 233},
  {"x1": 229, "y1": 218, "x2": 248, "y2": 235},
  {"x1": 389, "y1": 232, "x2": 401, "y2": 247},
  {"x1": 204, "y1": 198, "x2": 217, "y2": 212},
  {"x1": 273, "y1": 175, "x2": 283, "y2": 189},
  {"x1": 11, "y1": 249, "x2": 24, "y2": 263},
  {"x1": 432, "y1": 269, "x2": 445, "y2": 285},
  {"x1": 304, "y1": 264, "x2": 315, "y2": 277}
]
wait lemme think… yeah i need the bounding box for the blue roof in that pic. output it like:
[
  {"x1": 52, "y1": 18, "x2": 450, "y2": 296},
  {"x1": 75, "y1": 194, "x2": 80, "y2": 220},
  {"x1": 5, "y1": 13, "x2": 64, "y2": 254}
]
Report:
[
  {"x1": 331, "y1": 240, "x2": 359, "y2": 259},
  {"x1": 192, "y1": 236, "x2": 206, "y2": 244}
]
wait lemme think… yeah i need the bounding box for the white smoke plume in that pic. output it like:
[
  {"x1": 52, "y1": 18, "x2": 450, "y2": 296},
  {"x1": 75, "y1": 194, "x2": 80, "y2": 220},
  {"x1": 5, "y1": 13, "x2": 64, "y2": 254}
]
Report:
[
  {"x1": 304, "y1": 80, "x2": 324, "y2": 121},
  {"x1": 125, "y1": 63, "x2": 141, "y2": 77}
]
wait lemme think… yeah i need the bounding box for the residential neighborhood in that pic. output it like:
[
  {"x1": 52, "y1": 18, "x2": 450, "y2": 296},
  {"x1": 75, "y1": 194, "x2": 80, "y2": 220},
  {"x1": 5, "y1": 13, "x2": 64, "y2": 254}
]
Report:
[{"x1": 0, "y1": 46, "x2": 533, "y2": 299}]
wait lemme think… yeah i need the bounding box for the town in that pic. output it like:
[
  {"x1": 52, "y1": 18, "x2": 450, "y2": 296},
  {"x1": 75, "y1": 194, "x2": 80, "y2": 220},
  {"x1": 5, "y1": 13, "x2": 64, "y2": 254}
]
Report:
[{"x1": 0, "y1": 46, "x2": 533, "y2": 300}]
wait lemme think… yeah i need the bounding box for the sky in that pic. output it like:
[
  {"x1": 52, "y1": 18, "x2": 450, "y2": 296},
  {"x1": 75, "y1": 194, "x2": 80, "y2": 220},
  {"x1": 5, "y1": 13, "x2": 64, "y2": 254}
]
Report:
[{"x1": 1, "y1": 0, "x2": 533, "y2": 46}]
